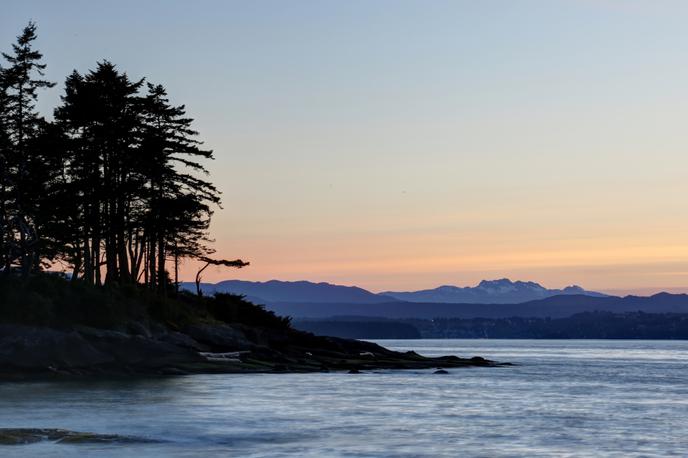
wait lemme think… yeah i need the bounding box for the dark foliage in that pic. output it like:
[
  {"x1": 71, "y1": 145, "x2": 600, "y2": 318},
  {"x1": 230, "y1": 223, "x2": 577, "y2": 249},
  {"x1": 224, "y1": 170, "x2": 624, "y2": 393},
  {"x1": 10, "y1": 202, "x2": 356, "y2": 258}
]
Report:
[
  {"x1": 0, "y1": 23, "x2": 244, "y2": 293},
  {"x1": 0, "y1": 23, "x2": 292, "y2": 334},
  {"x1": 0, "y1": 273, "x2": 291, "y2": 331},
  {"x1": 0, "y1": 273, "x2": 148, "y2": 327},
  {"x1": 202, "y1": 293, "x2": 291, "y2": 330},
  {"x1": 406, "y1": 312, "x2": 688, "y2": 339}
]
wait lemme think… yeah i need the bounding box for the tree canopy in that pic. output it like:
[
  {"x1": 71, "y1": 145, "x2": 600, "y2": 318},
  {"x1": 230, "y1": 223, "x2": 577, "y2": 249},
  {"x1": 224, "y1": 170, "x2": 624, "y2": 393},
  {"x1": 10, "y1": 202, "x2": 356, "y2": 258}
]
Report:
[{"x1": 0, "y1": 22, "x2": 244, "y2": 294}]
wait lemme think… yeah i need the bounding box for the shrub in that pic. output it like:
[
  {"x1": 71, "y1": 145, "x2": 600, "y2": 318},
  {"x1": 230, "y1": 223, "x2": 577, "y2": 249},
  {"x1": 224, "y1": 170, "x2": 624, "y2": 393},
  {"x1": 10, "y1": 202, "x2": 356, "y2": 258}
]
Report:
[{"x1": 0, "y1": 273, "x2": 292, "y2": 331}]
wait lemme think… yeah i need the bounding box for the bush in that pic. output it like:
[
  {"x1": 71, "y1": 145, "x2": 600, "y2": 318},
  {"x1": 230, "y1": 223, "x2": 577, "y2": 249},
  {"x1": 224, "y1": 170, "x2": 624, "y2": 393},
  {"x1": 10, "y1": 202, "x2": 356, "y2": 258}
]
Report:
[
  {"x1": 0, "y1": 273, "x2": 293, "y2": 331},
  {"x1": 204, "y1": 293, "x2": 292, "y2": 330}
]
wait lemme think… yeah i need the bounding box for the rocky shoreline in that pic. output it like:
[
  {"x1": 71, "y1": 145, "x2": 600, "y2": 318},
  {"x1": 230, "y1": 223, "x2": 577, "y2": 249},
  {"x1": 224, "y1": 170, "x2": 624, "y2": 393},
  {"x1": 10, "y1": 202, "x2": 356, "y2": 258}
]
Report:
[{"x1": 0, "y1": 323, "x2": 505, "y2": 378}]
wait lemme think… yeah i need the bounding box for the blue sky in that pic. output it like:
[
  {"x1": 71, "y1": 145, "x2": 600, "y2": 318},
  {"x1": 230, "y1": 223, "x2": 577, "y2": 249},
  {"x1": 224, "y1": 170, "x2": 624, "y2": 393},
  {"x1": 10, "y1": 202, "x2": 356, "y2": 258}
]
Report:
[{"x1": 3, "y1": 1, "x2": 688, "y2": 294}]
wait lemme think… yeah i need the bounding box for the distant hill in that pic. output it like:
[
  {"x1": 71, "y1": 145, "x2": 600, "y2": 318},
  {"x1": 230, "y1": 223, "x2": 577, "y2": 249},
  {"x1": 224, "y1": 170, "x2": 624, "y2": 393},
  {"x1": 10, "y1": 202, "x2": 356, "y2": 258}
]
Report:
[
  {"x1": 180, "y1": 278, "x2": 688, "y2": 322},
  {"x1": 294, "y1": 312, "x2": 688, "y2": 340},
  {"x1": 381, "y1": 278, "x2": 607, "y2": 304},
  {"x1": 265, "y1": 293, "x2": 688, "y2": 319},
  {"x1": 407, "y1": 312, "x2": 688, "y2": 339},
  {"x1": 182, "y1": 278, "x2": 607, "y2": 306},
  {"x1": 180, "y1": 280, "x2": 394, "y2": 304}
]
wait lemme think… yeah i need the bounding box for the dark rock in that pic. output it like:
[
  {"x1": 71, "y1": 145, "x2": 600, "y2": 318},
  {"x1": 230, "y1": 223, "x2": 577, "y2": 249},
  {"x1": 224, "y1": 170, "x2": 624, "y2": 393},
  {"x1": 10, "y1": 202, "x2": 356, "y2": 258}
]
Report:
[
  {"x1": 0, "y1": 322, "x2": 503, "y2": 377},
  {"x1": 159, "y1": 367, "x2": 189, "y2": 376},
  {"x1": 155, "y1": 331, "x2": 209, "y2": 352},
  {"x1": 0, "y1": 324, "x2": 204, "y2": 375},
  {"x1": 0, "y1": 325, "x2": 113, "y2": 369},
  {"x1": 433, "y1": 369, "x2": 449, "y2": 374},
  {"x1": 126, "y1": 321, "x2": 152, "y2": 338},
  {"x1": 0, "y1": 428, "x2": 159, "y2": 445},
  {"x1": 348, "y1": 368, "x2": 362, "y2": 374},
  {"x1": 182, "y1": 324, "x2": 253, "y2": 351},
  {"x1": 87, "y1": 334, "x2": 204, "y2": 369}
]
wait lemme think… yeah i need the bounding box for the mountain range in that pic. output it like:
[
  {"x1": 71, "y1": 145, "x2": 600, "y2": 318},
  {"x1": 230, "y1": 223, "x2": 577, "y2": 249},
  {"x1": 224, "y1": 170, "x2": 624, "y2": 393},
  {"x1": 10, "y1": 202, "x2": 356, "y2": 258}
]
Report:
[
  {"x1": 181, "y1": 278, "x2": 688, "y2": 320},
  {"x1": 268, "y1": 293, "x2": 688, "y2": 319},
  {"x1": 181, "y1": 279, "x2": 392, "y2": 304},
  {"x1": 381, "y1": 279, "x2": 608, "y2": 304},
  {"x1": 183, "y1": 278, "x2": 606, "y2": 305}
]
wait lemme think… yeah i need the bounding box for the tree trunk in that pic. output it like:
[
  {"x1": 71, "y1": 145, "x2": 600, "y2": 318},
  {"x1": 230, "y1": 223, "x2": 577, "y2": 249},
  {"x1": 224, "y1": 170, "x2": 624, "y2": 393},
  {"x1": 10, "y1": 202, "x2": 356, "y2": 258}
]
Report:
[
  {"x1": 157, "y1": 233, "x2": 165, "y2": 295},
  {"x1": 174, "y1": 242, "x2": 179, "y2": 295}
]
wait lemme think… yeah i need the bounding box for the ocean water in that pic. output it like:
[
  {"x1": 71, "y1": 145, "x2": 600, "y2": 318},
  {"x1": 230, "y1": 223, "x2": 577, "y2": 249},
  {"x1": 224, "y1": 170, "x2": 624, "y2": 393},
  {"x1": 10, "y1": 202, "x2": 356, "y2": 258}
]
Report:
[{"x1": 1, "y1": 339, "x2": 688, "y2": 457}]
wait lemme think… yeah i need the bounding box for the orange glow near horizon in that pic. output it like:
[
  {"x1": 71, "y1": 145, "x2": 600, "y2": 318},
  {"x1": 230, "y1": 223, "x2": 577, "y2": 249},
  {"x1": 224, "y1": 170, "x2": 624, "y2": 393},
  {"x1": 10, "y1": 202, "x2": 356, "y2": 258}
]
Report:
[{"x1": 178, "y1": 227, "x2": 688, "y2": 296}]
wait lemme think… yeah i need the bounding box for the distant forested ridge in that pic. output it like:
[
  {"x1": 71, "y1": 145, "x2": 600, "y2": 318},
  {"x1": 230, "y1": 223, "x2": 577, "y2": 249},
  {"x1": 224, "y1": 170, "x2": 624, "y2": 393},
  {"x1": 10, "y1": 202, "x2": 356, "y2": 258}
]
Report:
[
  {"x1": 265, "y1": 293, "x2": 688, "y2": 319},
  {"x1": 292, "y1": 313, "x2": 688, "y2": 340},
  {"x1": 0, "y1": 23, "x2": 243, "y2": 293},
  {"x1": 406, "y1": 312, "x2": 688, "y2": 339}
]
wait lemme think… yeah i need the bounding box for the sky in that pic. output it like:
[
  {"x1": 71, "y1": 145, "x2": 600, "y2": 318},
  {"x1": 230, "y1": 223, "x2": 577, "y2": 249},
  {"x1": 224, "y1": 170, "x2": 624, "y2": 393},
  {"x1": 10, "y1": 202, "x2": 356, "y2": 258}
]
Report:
[{"x1": 3, "y1": 0, "x2": 688, "y2": 295}]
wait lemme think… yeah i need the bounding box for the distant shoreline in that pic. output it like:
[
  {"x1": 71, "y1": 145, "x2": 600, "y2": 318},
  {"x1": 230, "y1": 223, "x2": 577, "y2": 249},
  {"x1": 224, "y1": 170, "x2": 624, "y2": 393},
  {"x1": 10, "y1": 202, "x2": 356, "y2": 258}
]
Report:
[{"x1": 293, "y1": 312, "x2": 688, "y2": 340}]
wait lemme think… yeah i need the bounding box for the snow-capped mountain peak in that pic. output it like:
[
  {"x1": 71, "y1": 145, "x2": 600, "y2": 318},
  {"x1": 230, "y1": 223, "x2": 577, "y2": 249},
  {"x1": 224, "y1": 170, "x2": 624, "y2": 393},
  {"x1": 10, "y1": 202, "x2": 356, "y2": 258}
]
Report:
[{"x1": 381, "y1": 279, "x2": 607, "y2": 304}]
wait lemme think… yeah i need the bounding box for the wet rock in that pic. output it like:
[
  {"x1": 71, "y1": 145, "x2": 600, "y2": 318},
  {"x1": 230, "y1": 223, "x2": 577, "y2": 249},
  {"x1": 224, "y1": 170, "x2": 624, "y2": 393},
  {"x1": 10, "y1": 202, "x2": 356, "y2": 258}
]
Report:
[
  {"x1": 0, "y1": 323, "x2": 504, "y2": 377},
  {"x1": 470, "y1": 356, "x2": 490, "y2": 366},
  {"x1": 0, "y1": 325, "x2": 203, "y2": 375},
  {"x1": 156, "y1": 331, "x2": 209, "y2": 352},
  {"x1": 0, "y1": 428, "x2": 158, "y2": 445},
  {"x1": 159, "y1": 367, "x2": 189, "y2": 376},
  {"x1": 126, "y1": 321, "x2": 152, "y2": 338},
  {"x1": 182, "y1": 324, "x2": 253, "y2": 351},
  {"x1": 87, "y1": 334, "x2": 204, "y2": 369},
  {"x1": 434, "y1": 369, "x2": 449, "y2": 374},
  {"x1": 348, "y1": 368, "x2": 363, "y2": 374},
  {"x1": 0, "y1": 325, "x2": 113, "y2": 369}
]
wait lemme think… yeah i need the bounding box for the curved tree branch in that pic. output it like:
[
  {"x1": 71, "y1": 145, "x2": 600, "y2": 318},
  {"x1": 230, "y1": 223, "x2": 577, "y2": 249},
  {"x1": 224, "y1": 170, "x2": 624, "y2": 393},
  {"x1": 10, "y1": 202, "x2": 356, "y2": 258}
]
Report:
[{"x1": 195, "y1": 257, "x2": 249, "y2": 296}]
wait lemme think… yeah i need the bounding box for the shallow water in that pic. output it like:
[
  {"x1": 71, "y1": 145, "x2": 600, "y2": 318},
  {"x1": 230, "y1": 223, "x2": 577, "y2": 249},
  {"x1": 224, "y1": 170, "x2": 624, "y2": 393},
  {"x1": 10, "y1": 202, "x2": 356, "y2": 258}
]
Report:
[{"x1": 1, "y1": 339, "x2": 687, "y2": 457}]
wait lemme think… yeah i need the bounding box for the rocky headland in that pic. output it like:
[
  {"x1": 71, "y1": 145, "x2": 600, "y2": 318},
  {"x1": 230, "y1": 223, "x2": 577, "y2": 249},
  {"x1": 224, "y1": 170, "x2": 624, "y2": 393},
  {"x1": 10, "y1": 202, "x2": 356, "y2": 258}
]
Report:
[
  {"x1": 0, "y1": 322, "x2": 501, "y2": 378},
  {"x1": 0, "y1": 275, "x2": 505, "y2": 379}
]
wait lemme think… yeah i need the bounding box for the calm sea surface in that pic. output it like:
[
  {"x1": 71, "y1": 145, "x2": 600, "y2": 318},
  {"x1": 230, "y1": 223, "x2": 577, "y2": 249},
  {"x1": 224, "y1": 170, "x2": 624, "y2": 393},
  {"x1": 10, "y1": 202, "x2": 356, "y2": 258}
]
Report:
[{"x1": 1, "y1": 339, "x2": 688, "y2": 457}]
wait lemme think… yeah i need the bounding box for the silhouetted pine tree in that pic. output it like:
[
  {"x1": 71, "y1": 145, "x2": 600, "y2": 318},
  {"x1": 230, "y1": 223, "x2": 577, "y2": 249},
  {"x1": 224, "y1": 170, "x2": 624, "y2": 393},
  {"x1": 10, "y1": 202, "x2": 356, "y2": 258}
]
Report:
[
  {"x1": 54, "y1": 62, "x2": 144, "y2": 285},
  {"x1": 0, "y1": 22, "x2": 56, "y2": 275},
  {"x1": 0, "y1": 81, "x2": 11, "y2": 273},
  {"x1": 1, "y1": 23, "x2": 242, "y2": 294},
  {"x1": 138, "y1": 83, "x2": 221, "y2": 294}
]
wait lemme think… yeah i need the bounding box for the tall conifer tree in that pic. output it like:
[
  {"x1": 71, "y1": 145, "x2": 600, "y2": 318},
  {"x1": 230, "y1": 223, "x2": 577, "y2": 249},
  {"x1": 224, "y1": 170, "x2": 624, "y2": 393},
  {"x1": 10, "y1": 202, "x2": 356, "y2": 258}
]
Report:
[
  {"x1": 2, "y1": 23, "x2": 241, "y2": 293},
  {"x1": 0, "y1": 22, "x2": 55, "y2": 275}
]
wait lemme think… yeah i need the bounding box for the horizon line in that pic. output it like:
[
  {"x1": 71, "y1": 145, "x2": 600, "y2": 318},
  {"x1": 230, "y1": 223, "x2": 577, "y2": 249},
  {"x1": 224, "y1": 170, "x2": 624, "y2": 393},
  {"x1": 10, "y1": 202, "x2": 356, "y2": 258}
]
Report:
[{"x1": 181, "y1": 276, "x2": 688, "y2": 297}]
